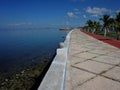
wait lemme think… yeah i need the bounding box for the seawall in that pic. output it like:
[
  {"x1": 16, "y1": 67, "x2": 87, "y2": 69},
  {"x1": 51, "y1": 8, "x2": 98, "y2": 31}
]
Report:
[{"x1": 37, "y1": 29, "x2": 74, "y2": 90}]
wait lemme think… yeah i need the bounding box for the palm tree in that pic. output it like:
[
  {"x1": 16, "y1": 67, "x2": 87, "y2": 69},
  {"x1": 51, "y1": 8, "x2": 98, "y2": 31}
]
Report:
[
  {"x1": 92, "y1": 21, "x2": 100, "y2": 33},
  {"x1": 115, "y1": 12, "x2": 120, "y2": 40},
  {"x1": 86, "y1": 20, "x2": 93, "y2": 32},
  {"x1": 100, "y1": 14, "x2": 111, "y2": 36},
  {"x1": 109, "y1": 18, "x2": 115, "y2": 31}
]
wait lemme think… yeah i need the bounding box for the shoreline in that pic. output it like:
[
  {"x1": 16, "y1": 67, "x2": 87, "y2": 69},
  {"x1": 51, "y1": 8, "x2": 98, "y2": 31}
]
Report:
[{"x1": 0, "y1": 58, "x2": 53, "y2": 90}]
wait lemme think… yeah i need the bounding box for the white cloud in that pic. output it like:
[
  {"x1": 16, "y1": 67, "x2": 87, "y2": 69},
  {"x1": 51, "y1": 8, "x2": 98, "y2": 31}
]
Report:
[
  {"x1": 116, "y1": 9, "x2": 120, "y2": 13},
  {"x1": 83, "y1": 15, "x2": 87, "y2": 18},
  {"x1": 74, "y1": 8, "x2": 81, "y2": 14},
  {"x1": 86, "y1": 7, "x2": 110, "y2": 17},
  {"x1": 110, "y1": 15, "x2": 113, "y2": 18},
  {"x1": 67, "y1": 12, "x2": 74, "y2": 17},
  {"x1": 67, "y1": 12, "x2": 78, "y2": 19}
]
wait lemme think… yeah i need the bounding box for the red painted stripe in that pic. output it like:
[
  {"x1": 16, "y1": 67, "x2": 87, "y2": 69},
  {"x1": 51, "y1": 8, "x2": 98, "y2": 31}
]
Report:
[{"x1": 81, "y1": 30, "x2": 120, "y2": 49}]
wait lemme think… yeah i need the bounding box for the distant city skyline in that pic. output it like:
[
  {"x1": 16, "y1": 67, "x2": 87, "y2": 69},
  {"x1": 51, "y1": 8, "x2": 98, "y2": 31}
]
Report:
[{"x1": 0, "y1": 0, "x2": 120, "y2": 28}]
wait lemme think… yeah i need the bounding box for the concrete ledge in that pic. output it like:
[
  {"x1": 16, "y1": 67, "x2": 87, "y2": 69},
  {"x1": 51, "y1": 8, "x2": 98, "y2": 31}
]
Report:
[{"x1": 37, "y1": 29, "x2": 74, "y2": 90}]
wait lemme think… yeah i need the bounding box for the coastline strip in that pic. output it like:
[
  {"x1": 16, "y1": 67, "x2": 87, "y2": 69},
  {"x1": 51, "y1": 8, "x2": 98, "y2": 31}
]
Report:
[{"x1": 37, "y1": 29, "x2": 74, "y2": 90}]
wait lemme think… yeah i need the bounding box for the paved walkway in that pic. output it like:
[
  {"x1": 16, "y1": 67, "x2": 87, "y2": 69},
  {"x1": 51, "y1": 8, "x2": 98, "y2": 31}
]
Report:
[{"x1": 66, "y1": 29, "x2": 120, "y2": 90}]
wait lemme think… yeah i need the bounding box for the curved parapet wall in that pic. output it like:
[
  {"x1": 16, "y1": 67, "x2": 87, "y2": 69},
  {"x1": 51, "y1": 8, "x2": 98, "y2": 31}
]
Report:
[{"x1": 37, "y1": 29, "x2": 74, "y2": 90}]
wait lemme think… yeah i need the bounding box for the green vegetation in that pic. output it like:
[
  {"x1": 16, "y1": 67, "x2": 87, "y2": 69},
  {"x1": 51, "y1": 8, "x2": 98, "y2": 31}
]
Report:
[{"x1": 83, "y1": 12, "x2": 120, "y2": 40}]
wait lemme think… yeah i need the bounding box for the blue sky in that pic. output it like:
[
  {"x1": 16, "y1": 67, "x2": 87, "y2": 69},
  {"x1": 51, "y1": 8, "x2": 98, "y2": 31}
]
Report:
[{"x1": 0, "y1": 0, "x2": 120, "y2": 28}]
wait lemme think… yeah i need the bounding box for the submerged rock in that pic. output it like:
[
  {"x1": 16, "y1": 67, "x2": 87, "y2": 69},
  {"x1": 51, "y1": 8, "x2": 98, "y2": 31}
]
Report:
[{"x1": 0, "y1": 61, "x2": 49, "y2": 90}]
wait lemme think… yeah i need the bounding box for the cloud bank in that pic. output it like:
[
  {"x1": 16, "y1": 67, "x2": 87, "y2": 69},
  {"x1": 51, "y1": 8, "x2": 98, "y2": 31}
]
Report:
[{"x1": 86, "y1": 7, "x2": 111, "y2": 17}]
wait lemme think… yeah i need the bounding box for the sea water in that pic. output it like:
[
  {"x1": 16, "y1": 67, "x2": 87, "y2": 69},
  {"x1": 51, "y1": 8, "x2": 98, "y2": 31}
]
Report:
[{"x1": 0, "y1": 28, "x2": 67, "y2": 81}]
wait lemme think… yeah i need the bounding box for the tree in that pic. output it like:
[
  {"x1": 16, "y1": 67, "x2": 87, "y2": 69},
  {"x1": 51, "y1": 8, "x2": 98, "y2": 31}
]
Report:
[
  {"x1": 109, "y1": 18, "x2": 115, "y2": 31},
  {"x1": 115, "y1": 12, "x2": 120, "y2": 40},
  {"x1": 100, "y1": 14, "x2": 111, "y2": 36},
  {"x1": 86, "y1": 20, "x2": 93, "y2": 32},
  {"x1": 92, "y1": 21, "x2": 100, "y2": 33}
]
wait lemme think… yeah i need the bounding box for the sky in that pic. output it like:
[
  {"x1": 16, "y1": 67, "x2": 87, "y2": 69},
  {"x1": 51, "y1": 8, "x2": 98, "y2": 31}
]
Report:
[{"x1": 0, "y1": 0, "x2": 120, "y2": 28}]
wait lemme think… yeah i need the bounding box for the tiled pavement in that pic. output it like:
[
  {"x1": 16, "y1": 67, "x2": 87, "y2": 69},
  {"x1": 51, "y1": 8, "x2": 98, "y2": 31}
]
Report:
[{"x1": 66, "y1": 29, "x2": 120, "y2": 90}]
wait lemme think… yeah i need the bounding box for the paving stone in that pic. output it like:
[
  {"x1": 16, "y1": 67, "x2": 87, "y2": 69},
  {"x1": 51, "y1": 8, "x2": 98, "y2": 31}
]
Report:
[
  {"x1": 103, "y1": 67, "x2": 120, "y2": 81},
  {"x1": 70, "y1": 44, "x2": 81, "y2": 49},
  {"x1": 69, "y1": 49, "x2": 82, "y2": 56},
  {"x1": 107, "y1": 52, "x2": 120, "y2": 58},
  {"x1": 116, "y1": 50, "x2": 120, "y2": 53},
  {"x1": 78, "y1": 47, "x2": 91, "y2": 52},
  {"x1": 92, "y1": 55, "x2": 120, "y2": 65},
  {"x1": 88, "y1": 49, "x2": 109, "y2": 55},
  {"x1": 70, "y1": 46, "x2": 82, "y2": 51},
  {"x1": 119, "y1": 64, "x2": 120, "y2": 67},
  {"x1": 84, "y1": 43, "x2": 98, "y2": 46},
  {"x1": 68, "y1": 56, "x2": 86, "y2": 65},
  {"x1": 71, "y1": 67, "x2": 96, "y2": 88},
  {"x1": 74, "y1": 60, "x2": 113, "y2": 74},
  {"x1": 70, "y1": 42, "x2": 78, "y2": 45},
  {"x1": 70, "y1": 47, "x2": 90, "y2": 55},
  {"x1": 70, "y1": 46, "x2": 90, "y2": 52},
  {"x1": 74, "y1": 52, "x2": 98, "y2": 60},
  {"x1": 75, "y1": 76, "x2": 120, "y2": 90},
  {"x1": 84, "y1": 46, "x2": 104, "y2": 50},
  {"x1": 103, "y1": 46, "x2": 119, "y2": 51}
]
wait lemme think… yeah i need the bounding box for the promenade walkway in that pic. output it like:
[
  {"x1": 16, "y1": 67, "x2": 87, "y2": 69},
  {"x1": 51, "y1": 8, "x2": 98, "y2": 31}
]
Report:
[{"x1": 66, "y1": 29, "x2": 120, "y2": 90}]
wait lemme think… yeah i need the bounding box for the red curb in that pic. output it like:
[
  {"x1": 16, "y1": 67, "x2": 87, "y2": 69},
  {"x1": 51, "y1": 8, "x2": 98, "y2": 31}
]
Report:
[{"x1": 81, "y1": 30, "x2": 120, "y2": 49}]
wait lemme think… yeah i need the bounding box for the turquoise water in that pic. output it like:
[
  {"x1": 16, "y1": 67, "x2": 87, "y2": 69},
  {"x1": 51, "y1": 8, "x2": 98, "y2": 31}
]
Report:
[{"x1": 0, "y1": 28, "x2": 67, "y2": 80}]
